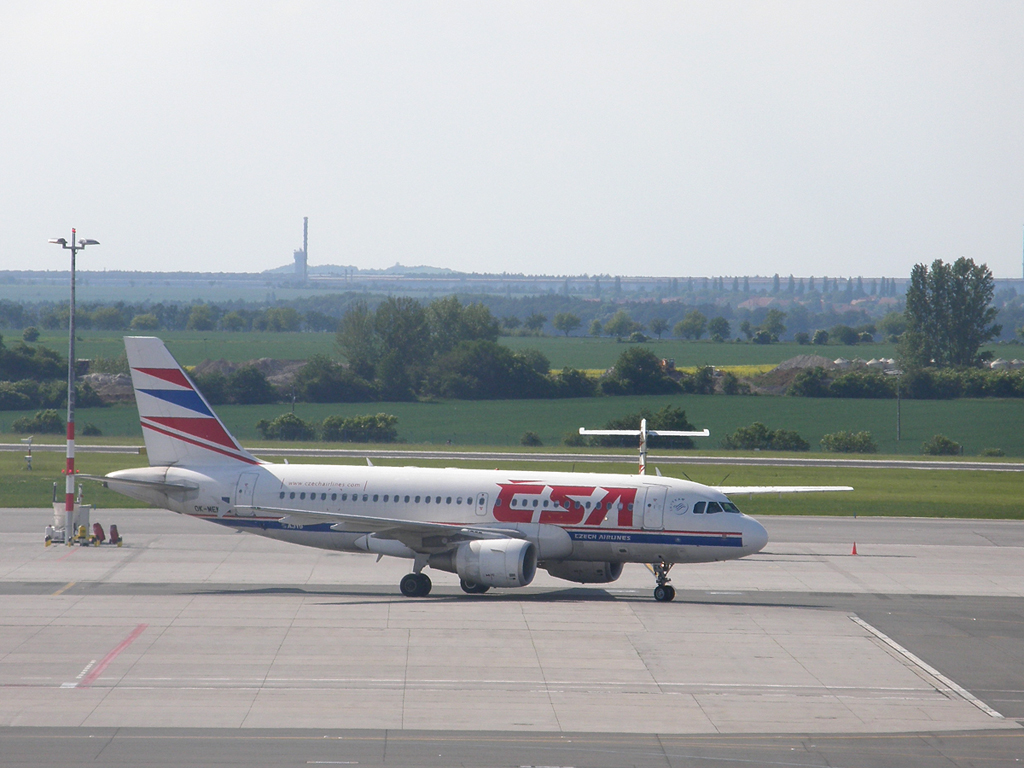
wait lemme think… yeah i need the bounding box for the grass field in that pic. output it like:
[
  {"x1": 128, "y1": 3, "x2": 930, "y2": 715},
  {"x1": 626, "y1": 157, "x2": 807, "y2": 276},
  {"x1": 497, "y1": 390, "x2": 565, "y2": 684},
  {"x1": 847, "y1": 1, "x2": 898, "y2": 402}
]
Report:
[
  {"x1": 2, "y1": 448, "x2": 1020, "y2": 519},
  {"x1": 4, "y1": 391, "x2": 1024, "y2": 457},
  {"x1": 29, "y1": 330, "x2": 920, "y2": 369}
]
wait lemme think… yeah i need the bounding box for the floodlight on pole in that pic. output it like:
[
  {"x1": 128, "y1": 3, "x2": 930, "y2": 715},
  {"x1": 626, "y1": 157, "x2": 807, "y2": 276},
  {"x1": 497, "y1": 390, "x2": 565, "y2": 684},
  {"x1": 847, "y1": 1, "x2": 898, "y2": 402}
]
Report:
[{"x1": 49, "y1": 229, "x2": 99, "y2": 531}]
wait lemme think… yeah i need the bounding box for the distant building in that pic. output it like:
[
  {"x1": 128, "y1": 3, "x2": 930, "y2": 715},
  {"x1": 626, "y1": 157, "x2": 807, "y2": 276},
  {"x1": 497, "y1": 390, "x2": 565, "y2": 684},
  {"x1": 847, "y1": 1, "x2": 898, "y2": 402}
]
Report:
[{"x1": 294, "y1": 217, "x2": 308, "y2": 282}]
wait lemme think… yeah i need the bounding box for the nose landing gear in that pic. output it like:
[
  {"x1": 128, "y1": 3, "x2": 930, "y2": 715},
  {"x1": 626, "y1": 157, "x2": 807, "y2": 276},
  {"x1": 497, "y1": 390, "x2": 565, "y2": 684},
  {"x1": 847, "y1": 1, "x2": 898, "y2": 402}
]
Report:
[{"x1": 652, "y1": 560, "x2": 675, "y2": 602}]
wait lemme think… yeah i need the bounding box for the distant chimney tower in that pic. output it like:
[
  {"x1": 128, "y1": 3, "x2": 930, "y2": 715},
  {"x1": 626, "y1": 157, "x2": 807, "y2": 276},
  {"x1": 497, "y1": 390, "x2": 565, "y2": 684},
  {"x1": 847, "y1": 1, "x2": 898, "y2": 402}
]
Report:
[{"x1": 293, "y1": 216, "x2": 308, "y2": 282}]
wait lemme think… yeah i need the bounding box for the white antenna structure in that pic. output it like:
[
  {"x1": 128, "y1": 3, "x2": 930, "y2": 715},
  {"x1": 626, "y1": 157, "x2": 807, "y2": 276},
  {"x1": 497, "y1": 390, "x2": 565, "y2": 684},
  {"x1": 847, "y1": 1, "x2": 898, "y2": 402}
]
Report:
[{"x1": 578, "y1": 418, "x2": 710, "y2": 476}]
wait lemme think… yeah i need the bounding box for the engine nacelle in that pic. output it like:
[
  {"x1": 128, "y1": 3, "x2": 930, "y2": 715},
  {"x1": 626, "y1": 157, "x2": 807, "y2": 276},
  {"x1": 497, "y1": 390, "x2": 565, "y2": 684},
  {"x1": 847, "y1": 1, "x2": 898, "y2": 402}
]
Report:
[
  {"x1": 429, "y1": 538, "x2": 537, "y2": 588},
  {"x1": 543, "y1": 560, "x2": 624, "y2": 584}
]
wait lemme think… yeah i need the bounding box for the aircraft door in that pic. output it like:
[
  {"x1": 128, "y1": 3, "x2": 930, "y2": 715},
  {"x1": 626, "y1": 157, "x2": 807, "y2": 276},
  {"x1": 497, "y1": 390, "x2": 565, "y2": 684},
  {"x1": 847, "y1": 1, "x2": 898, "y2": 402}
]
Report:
[
  {"x1": 475, "y1": 493, "x2": 489, "y2": 516},
  {"x1": 642, "y1": 485, "x2": 669, "y2": 530},
  {"x1": 234, "y1": 472, "x2": 259, "y2": 516}
]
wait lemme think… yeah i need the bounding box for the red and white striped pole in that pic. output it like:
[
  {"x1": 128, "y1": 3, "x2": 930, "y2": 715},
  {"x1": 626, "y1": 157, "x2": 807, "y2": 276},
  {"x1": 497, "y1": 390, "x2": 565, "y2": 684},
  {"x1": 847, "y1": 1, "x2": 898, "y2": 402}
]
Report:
[
  {"x1": 49, "y1": 230, "x2": 98, "y2": 540},
  {"x1": 65, "y1": 228, "x2": 77, "y2": 521}
]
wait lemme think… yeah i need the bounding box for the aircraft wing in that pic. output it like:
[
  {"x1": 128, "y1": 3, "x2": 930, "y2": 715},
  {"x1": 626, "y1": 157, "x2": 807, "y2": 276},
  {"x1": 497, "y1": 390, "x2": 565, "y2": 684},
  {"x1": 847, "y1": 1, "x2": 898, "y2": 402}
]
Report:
[
  {"x1": 717, "y1": 485, "x2": 854, "y2": 495},
  {"x1": 237, "y1": 504, "x2": 525, "y2": 551}
]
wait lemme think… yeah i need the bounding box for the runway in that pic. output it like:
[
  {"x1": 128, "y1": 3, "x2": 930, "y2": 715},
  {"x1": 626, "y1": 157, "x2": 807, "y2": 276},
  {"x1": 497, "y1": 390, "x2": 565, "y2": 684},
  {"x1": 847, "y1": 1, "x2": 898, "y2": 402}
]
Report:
[
  {"x1": 1, "y1": 508, "x2": 1021, "y2": 766},
  {"x1": 3, "y1": 442, "x2": 1023, "y2": 471}
]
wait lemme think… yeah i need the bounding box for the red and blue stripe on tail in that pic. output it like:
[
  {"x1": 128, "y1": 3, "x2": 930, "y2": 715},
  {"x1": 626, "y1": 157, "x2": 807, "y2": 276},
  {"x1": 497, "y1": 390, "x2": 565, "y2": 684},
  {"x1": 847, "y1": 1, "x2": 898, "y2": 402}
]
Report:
[{"x1": 124, "y1": 336, "x2": 259, "y2": 467}]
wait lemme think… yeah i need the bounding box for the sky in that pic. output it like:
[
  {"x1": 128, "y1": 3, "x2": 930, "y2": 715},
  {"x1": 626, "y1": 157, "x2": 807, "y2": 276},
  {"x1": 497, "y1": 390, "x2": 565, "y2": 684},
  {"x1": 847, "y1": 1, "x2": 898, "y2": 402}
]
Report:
[{"x1": 1, "y1": 1, "x2": 1022, "y2": 279}]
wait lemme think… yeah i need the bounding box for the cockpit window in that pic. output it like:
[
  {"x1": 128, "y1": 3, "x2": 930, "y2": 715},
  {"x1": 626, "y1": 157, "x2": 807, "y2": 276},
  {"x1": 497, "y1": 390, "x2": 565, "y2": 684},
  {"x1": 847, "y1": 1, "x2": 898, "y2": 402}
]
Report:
[
  {"x1": 705, "y1": 502, "x2": 722, "y2": 514},
  {"x1": 692, "y1": 501, "x2": 706, "y2": 514},
  {"x1": 722, "y1": 501, "x2": 741, "y2": 513}
]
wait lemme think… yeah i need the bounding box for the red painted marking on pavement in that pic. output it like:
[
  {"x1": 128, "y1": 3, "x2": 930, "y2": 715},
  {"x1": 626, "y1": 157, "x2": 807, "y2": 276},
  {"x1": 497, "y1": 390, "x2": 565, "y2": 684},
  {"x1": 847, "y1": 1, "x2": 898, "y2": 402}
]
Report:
[
  {"x1": 78, "y1": 624, "x2": 148, "y2": 689},
  {"x1": 55, "y1": 548, "x2": 78, "y2": 562}
]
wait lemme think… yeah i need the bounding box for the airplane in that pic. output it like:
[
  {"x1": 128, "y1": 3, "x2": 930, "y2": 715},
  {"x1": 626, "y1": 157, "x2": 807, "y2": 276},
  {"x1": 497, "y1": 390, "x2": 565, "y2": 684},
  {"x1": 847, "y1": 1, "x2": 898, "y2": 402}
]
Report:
[{"x1": 87, "y1": 336, "x2": 852, "y2": 602}]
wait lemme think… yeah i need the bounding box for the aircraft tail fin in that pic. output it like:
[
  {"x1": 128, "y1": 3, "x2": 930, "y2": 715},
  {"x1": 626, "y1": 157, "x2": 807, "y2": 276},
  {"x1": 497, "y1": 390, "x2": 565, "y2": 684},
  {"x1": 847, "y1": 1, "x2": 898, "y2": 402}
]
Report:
[{"x1": 124, "y1": 336, "x2": 259, "y2": 467}]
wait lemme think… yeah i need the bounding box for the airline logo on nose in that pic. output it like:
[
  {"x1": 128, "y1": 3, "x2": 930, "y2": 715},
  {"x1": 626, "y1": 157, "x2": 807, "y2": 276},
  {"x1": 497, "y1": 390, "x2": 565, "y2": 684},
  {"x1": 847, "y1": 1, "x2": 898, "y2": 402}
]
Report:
[{"x1": 493, "y1": 481, "x2": 638, "y2": 526}]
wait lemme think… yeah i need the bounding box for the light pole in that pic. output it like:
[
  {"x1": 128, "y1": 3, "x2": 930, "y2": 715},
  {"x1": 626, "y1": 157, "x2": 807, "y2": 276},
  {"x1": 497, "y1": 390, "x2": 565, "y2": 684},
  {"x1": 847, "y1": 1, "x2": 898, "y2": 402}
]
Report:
[
  {"x1": 49, "y1": 230, "x2": 99, "y2": 526},
  {"x1": 885, "y1": 368, "x2": 904, "y2": 449}
]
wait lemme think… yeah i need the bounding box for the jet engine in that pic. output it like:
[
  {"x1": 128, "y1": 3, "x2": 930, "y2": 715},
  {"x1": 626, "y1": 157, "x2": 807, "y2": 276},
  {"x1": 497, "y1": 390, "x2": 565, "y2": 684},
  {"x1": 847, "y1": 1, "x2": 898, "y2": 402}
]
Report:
[
  {"x1": 429, "y1": 538, "x2": 537, "y2": 588},
  {"x1": 543, "y1": 560, "x2": 624, "y2": 584}
]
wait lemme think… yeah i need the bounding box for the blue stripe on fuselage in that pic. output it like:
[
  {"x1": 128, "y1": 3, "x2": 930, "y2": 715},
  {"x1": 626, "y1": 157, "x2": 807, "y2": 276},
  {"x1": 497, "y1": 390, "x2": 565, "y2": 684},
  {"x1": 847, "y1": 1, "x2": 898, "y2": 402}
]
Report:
[{"x1": 201, "y1": 516, "x2": 742, "y2": 547}]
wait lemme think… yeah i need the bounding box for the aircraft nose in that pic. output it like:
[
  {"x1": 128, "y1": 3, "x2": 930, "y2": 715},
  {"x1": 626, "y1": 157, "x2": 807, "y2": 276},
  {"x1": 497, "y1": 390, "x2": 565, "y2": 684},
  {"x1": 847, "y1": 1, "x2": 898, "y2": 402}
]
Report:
[{"x1": 745, "y1": 518, "x2": 769, "y2": 553}]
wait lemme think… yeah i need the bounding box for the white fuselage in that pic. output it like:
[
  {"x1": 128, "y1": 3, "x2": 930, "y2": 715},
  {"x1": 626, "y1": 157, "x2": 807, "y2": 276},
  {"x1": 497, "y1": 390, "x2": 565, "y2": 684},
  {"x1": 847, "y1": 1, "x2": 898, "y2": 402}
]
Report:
[{"x1": 106, "y1": 462, "x2": 769, "y2": 566}]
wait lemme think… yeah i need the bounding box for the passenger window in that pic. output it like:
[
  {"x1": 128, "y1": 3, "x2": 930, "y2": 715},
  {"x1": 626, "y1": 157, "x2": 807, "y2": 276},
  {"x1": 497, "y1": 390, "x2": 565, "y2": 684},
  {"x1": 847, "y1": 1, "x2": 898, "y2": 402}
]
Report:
[
  {"x1": 405, "y1": 495, "x2": 410, "y2": 503},
  {"x1": 279, "y1": 492, "x2": 285, "y2": 499},
  {"x1": 435, "y1": 496, "x2": 441, "y2": 504},
  {"x1": 300, "y1": 492, "x2": 306, "y2": 500},
  {"x1": 331, "y1": 493, "x2": 337, "y2": 501},
  {"x1": 457, "y1": 497, "x2": 463, "y2": 505},
  {"x1": 373, "y1": 495, "x2": 379, "y2": 502},
  {"x1": 532, "y1": 499, "x2": 538, "y2": 508},
  {"x1": 289, "y1": 492, "x2": 295, "y2": 499},
  {"x1": 542, "y1": 500, "x2": 548, "y2": 508},
  {"x1": 362, "y1": 494, "x2": 368, "y2": 502},
  {"x1": 341, "y1": 493, "x2": 347, "y2": 501},
  {"x1": 415, "y1": 495, "x2": 421, "y2": 503},
  {"x1": 693, "y1": 502, "x2": 705, "y2": 514},
  {"x1": 383, "y1": 495, "x2": 389, "y2": 502},
  {"x1": 706, "y1": 502, "x2": 722, "y2": 514},
  {"x1": 446, "y1": 497, "x2": 452, "y2": 504},
  {"x1": 321, "y1": 493, "x2": 326, "y2": 501},
  {"x1": 585, "y1": 501, "x2": 591, "y2": 509},
  {"x1": 494, "y1": 497, "x2": 501, "y2": 506},
  {"x1": 425, "y1": 496, "x2": 431, "y2": 504},
  {"x1": 628, "y1": 503, "x2": 634, "y2": 512},
  {"x1": 511, "y1": 499, "x2": 517, "y2": 507}
]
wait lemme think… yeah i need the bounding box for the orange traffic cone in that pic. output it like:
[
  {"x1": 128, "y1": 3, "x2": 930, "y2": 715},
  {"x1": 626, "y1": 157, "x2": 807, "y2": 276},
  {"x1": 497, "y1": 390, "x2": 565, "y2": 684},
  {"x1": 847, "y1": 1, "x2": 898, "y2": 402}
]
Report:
[{"x1": 851, "y1": 542, "x2": 858, "y2": 555}]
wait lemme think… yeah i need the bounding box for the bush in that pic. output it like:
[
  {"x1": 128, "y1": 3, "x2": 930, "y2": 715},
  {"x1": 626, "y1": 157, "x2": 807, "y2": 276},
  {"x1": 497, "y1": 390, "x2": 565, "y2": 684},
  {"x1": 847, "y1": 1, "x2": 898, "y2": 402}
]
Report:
[
  {"x1": 600, "y1": 348, "x2": 680, "y2": 396},
  {"x1": 226, "y1": 366, "x2": 277, "y2": 405},
  {"x1": 794, "y1": 332, "x2": 810, "y2": 345},
  {"x1": 751, "y1": 330, "x2": 773, "y2": 345},
  {"x1": 81, "y1": 423, "x2": 102, "y2": 436},
  {"x1": 787, "y1": 367, "x2": 830, "y2": 397},
  {"x1": 721, "y1": 422, "x2": 809, "y2": 451},
  {"x1": 812, "y1": 329, "x2": 829, "y2": 345},
  {"x1": 293, "y1": 355, "x2": 377, "y2": 403},
  {"x1": 768, "y1": 429, "x2": 810, "y2": 451},
  {"x1": 981, "y1": 447, "x2": 1004, "y2": 457},
  {"x1": 828, "y1": 372, "x2": 894, "y2": 399},
  {"x1": 830, "y1": 324, "x2": 859, "y2": 345},
  {"x1": 520, "y1": 431, "x2": 542, "y2": 447},
  {"x1": 0, "y1": 382, "x2": 32, "y2": 410},
  {"x1": 191, "y1": 370, "x2": 229, "y2": 404},
  {"x1": 11, "y1": 409, "x2": 64, "y2": 434},
  {"x1": 22, "y1": 327, "x2": 40, "y2": 342},
  {"x1": 821, "y1": 430, "x2": 878, "y2": 453},
  {"x1": 563, "y1": 431, "x2": 587, "y2": 447},
  {"x1": 321, "y1": 413, "x2": 398, "y2": 443},
  {"x1": 552, "y1": 368, "x2": 597, "y2": 398},
  {"x1": 720, "y1": 371, "x2": 743, "y2": 395},
  {"x1": 425, "y1": 340, "x2": 553, "y2": 399},
  {"x1": 255, "y1": 413, "x2": 316, "y2": 441},
  {"x1": 90, "y1": 352, "x2": 130, "y2": 375},
  {"x1": 922, "y1": 434, "x2": 961, "y2": 456}
]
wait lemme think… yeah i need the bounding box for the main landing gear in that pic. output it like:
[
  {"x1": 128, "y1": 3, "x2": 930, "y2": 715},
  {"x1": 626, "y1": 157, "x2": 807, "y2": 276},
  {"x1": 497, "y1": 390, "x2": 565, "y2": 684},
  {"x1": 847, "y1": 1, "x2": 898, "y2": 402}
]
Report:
[
  {"x1": 652, "y1": 560, "x2": 675, "y2": 602},
  {"x1": 460, "y1": 579, "x2": 490, "y2": 595},
  {"x1": 400, "y1": 572, "x2": 432, "y2": 597}
]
